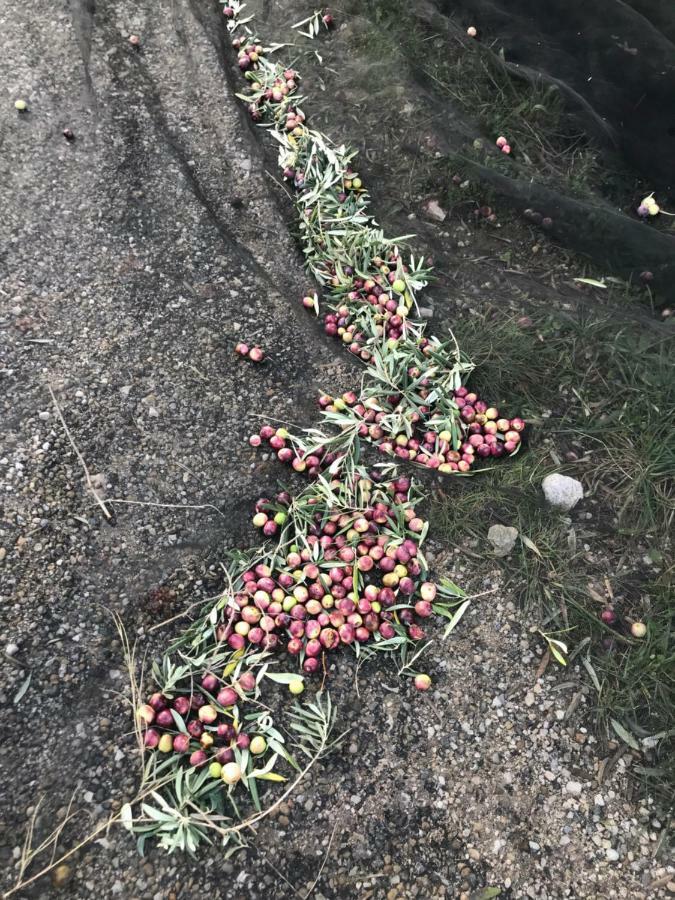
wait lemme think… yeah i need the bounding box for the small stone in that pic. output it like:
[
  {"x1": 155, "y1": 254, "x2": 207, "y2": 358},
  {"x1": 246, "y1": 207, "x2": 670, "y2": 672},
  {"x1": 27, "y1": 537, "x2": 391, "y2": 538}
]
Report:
[
  {"x1": 51, "y1": 864, "x2": 72, "y2": 888},
  {"x1": 565, "y1": 780, "x2": 583, "y2": 796},
  {"x1": 524, "y1": 691, "x2": 536, "y2": 707},
  {"x1": 5, "y1": 643, "x2": 19, "y2": 657},
  {"x1": 542, "y1": 473, "x2": 584, "y2": 511},
  {"x1": 422, "y1": 199, "x2": 447, "y2": 222},
  {"x1": 90, "y1": 473, "x2": 107, "y2": 492},
  {"x1": 487, "y1": 524, "x2": 519, "y2": 557},
  {"x1": 605, "y1": 848, "x2": 619, "y2": 862}
]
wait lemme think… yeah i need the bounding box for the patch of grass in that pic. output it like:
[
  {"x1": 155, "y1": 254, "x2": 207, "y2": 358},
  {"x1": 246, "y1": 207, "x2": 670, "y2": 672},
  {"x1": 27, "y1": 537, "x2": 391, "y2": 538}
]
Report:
[
  {"x1": 432, "y1": 304, "x2": 674, "y2": 802},
  {"x1": 596, "y1": 569, "x2": 674, "y2": 784},
  {"x1": 450, "y1": 309, "x2": 674, "y2": 531}
]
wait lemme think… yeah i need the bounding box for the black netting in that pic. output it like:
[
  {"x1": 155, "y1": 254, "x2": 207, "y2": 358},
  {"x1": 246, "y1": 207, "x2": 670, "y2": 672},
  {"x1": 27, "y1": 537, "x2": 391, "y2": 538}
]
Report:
[
  {"x1": 368, "y1": 0, "x2": 675, "y2": 299},
  {"x1": 439, "y1": 0, "x2": 675, "y2": 192}
]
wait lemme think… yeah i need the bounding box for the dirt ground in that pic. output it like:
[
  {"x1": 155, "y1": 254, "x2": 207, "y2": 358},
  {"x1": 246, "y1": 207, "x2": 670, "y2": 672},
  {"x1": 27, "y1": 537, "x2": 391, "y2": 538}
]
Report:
[{"x1": 0, "y1": 1, "x2": 671, "y2": 898}]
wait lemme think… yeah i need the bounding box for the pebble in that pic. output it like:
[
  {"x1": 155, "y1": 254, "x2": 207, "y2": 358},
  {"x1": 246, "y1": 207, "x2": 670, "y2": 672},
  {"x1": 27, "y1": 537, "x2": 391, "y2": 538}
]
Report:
[
  {"x1": 422, "y1": 199, "x2": 447, "y2": 222},
  {"x1": 542, "y1": 473, "x2": 584, "y2": 511},
  {"x1": 565, "y1": 780, "x2": 583, "y2": 796},
  {"x1": 51, "y1": 864, "x2": 72, "y2": 888},
  {"x1": 487, "y1": 524, "x2": 519, "y2": 557}
]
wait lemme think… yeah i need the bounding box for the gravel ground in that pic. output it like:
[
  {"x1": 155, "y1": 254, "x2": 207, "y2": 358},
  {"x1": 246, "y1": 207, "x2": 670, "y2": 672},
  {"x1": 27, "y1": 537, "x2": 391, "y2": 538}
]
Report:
[{"x1": 1, "y1": 1, "x2": 672, "y2": 898}]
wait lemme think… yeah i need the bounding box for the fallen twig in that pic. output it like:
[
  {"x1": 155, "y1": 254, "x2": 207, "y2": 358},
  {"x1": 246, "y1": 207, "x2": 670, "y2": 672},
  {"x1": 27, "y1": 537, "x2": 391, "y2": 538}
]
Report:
[
  {"x1": 302, "y1": 821, "x2": 338, "y2": 899},
  {"x1": 104, "y1": 498, "x2": 227, "y2": 520},
  {"x1": 48, "y1": 385, "x2": 113, "y2": 521}
]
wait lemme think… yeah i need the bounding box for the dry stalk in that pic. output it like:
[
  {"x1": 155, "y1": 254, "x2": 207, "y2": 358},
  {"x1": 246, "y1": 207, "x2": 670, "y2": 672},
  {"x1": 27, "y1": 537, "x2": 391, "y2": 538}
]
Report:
[
  {"x1": 302, "y1": 821, "x2": 338, "y2": 899},
  {"x1": 3, "y1": 775, "x2": 176, "y2": 899},
  {"x1": 48, "y1": 384, "x2": 113, "y2": 521},
  {"x1": 105, "y1": 497, "x2": 227, "y2": 520}
]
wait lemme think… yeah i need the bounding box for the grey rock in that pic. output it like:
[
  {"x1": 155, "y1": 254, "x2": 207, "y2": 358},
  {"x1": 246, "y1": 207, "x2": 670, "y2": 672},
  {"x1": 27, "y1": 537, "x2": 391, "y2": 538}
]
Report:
[
  {"x1": 488, "y1": 524, "x2": 519, "y2": 557},
  {"x1": 542, "y1": 473, "x2": 584, "y2": 511}
]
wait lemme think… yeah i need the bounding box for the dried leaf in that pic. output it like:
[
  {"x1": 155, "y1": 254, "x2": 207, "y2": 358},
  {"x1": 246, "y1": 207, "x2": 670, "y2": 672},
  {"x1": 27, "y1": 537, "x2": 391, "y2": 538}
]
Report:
[
  {"x1": 548, "y1": 642, "x2": 567, "y2": 666},
  {"x1": 13, "y1": 672, "x2": 31, "y2": 705},
  {"x1": 121, "y1": 803, "x2": 134, "y2": 832},
  {"x1": 611, "y1": 719, "x2": 640, "y2": 750},
  {"x1": 442, "y1": 599, "x2": 471, "y2": 638},
  {"x1": 265, "y1": 672, "x2": 304, "y2": 685},
  {"x1": 574, "y1": 277, "x2": 607, "y2": 288},
  {"x1": 581, "y1": 655, "x2": 601, "y2": 692},
  {"x1": 567, "y1": 528, "x2": 577, "y2": 553},
  {"x1": 521, "y1": 534, "x2": 542, "y2": 557}
]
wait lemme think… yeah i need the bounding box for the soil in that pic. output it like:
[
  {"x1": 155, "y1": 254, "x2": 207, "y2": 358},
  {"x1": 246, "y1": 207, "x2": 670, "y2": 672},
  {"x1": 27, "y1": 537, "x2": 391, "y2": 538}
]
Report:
[{"x1": 1, "y1": 1, "x2": 672, "y2": 899}]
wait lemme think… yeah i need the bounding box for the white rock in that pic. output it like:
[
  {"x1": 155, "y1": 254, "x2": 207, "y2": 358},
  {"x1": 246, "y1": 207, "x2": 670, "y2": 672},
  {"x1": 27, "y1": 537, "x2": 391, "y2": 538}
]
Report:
[
  {"x1": 422, "y1": 199, "x2": 447, "y2": 222},
  {"x1": 542, "y1": 473, "x2": 584, "y2": 511},
  {"x1": 488, "y1": 524, "x2": 519, "y2": 557},
  {"x1": 565, "y1": 780, "x2": 583, "y2": 796},
  {"x1": 606, "y1": 848, "x2": 620, "y2": 862}
]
